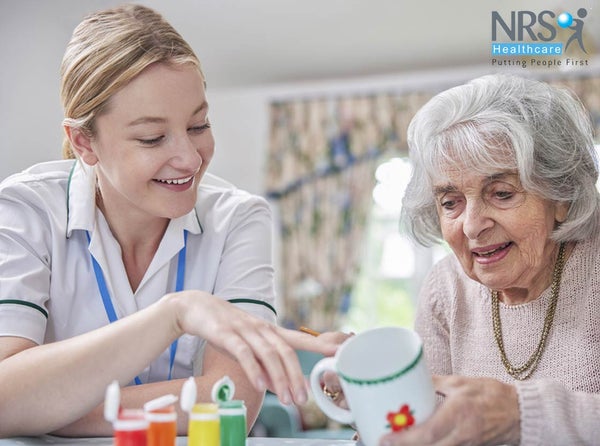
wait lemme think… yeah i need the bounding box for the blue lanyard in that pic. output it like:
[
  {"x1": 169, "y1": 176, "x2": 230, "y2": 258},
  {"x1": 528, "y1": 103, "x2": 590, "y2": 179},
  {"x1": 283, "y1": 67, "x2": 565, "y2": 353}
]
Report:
[{"x1": 86, "y1": 230, "x2": 188, "y2": 385}]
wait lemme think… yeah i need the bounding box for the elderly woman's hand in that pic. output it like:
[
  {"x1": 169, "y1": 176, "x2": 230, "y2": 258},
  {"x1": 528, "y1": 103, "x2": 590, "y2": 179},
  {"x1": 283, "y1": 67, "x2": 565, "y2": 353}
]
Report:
[
  {"x1": 317, "y1": 331, "x2": 353, "y2": 409},
  {"x1": 379, "y1": 375, "x2": 521, "y2": 446},
  {"x1": 320, "y1": 370, "x2": 349, "y2": 410},
  {"x1": 320, "y1": 369, "x2": 357, "y2": 440}
]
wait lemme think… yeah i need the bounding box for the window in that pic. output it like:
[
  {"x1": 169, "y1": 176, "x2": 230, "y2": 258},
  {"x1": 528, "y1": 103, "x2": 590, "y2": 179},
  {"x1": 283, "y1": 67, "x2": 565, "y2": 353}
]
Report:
[
  {"x1": 344, "y1": 145, "x2": 600, "y2": 332},
  {"x1": 341, "y1": 157, "x2": 448, "y2": 332}
]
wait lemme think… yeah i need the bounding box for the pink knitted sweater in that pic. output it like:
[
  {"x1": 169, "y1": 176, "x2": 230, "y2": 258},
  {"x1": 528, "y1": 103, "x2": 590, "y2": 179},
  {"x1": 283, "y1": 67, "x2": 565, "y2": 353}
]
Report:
[{"x1": 414, "y1": 232, "x2": 600, "y2": 445}]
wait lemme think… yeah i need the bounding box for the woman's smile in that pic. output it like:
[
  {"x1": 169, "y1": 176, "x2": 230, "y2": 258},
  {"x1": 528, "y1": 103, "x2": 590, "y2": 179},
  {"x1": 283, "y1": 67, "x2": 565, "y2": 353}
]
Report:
[
  {"x1": 471, "y1": 242, "x2": 512, "y2": 265},
  {"x1": 153, "y1": 173, "x2": 196, "y2": 191}
]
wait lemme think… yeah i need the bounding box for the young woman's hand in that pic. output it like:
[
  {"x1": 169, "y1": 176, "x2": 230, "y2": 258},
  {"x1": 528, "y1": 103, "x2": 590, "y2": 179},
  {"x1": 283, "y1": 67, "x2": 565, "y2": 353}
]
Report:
[{"x1": 169, "y1": 290, "x2": 348, "y2": 405}]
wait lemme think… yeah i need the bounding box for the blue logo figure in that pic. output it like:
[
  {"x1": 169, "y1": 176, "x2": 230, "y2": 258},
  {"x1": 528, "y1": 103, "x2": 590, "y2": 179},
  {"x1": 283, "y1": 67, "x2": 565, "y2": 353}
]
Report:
[
  {"x1": 557, "y1": 12, "x2": 573, "y2": 28},
  {"x1": 558, "y1": 8, "x2": 588, "y2": 54}
]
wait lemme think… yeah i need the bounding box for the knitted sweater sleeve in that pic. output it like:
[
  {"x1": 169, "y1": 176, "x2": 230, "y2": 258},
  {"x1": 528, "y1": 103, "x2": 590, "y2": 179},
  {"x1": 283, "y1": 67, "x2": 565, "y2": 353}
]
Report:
[
  {"x1": 516, "y1": 379, "x2": 600, "y2": 446},
  {"x1": 414, "y1": 262, "x2": 453, "y2": 376}
]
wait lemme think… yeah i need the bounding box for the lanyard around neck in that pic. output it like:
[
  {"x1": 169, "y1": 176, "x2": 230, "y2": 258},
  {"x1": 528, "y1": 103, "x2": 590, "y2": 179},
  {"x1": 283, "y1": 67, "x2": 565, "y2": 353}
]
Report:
[{"x1": 86, "y1": 230, "x2": 188, "y2": 385}]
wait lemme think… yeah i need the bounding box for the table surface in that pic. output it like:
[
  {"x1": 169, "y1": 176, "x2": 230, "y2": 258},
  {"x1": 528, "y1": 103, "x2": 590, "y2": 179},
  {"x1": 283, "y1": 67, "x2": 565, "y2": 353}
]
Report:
[{"x1": 0, "y1": 436, "x2": 357, "y2": 446}]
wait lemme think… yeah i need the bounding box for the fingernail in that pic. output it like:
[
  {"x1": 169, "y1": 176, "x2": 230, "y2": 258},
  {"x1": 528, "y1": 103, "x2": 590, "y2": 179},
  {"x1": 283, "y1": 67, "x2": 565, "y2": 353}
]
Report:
[
  {"x1": 295, "y1": 388, "x2": 308, "y2": 405},
  {"x1": 279, "y1": 389, "x2": 292, "y2": 405}
]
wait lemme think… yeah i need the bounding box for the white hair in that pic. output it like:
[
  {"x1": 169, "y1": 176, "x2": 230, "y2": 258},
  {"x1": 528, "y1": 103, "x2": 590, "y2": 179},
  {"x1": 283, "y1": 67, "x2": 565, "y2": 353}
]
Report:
[{"x1": 401, "y1": 74, "x2": 599, "y2": 246}]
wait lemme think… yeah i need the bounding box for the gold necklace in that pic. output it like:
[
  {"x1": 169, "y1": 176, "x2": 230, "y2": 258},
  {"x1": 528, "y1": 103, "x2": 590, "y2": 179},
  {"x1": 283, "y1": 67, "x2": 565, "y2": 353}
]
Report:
[{"x1": 491, "y1": 242, "x2": 566, "y2": 381}]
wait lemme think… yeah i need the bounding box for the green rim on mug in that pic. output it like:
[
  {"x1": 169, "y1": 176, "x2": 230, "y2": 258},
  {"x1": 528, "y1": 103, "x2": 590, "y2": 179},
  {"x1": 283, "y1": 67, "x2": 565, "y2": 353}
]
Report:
[{"x1": 338, "y1": 346, "x2": 423, "y2": 385}]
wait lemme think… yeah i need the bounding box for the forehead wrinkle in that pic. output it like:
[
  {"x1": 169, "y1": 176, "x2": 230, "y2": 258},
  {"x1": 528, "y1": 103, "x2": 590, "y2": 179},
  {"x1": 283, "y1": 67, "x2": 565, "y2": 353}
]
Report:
[{"x1": 433, "y1": 170, "x2": 519, "y2": 195}]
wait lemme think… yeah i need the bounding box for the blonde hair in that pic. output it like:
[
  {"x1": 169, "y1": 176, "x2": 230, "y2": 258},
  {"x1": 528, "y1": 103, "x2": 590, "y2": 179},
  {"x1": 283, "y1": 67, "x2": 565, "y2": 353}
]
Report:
[{"x1": 60, "y1": 4, "x2": 204, "y2": 158}]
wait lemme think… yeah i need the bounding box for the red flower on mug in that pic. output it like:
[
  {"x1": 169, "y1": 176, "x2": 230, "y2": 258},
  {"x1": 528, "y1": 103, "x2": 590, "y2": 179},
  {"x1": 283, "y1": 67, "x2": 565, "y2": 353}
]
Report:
[{"x1": 386, "y1": 404, "x2": 415, "y2": 432}]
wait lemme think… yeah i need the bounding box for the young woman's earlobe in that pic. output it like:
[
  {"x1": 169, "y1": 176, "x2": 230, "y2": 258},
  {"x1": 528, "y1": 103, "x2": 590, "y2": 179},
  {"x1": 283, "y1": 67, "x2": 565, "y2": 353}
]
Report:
[{"x1": 63, "y1": 126, "x2": 99, "y2": 166}]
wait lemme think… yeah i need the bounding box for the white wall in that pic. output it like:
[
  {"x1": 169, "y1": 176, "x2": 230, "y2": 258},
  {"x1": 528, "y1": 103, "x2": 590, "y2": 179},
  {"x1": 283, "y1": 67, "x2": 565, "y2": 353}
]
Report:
[
  {"x1": 206, "y1": 89, "x2": 271, "y2": 194},
  {"x1": 0, "y1": 10, "x2": 500, "y2": 194},
  {"x1": 204, "y1": 65, "x2": 503, "y2": 194},
  {"x1": 3, "y1": 0, "x2": 598, "y2": 192},
  {"x1": 0, "y1": 0, "x2": 523, "y2": 188},
  {"x1": 0, "y1": 2, "x2": 69, "y2": 180}
]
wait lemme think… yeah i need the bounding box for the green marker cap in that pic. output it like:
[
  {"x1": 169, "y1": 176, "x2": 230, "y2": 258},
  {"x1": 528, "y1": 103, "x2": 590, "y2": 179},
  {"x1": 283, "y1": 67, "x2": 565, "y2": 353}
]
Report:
[{"x1": 211, "y1": 375, "x2": 236, "y2": 403}]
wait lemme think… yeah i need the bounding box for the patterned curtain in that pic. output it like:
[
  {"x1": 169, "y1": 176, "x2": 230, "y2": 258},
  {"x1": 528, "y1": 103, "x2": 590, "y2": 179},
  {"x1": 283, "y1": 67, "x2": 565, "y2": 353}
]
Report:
[
  {"x1": 265, "y1": 93, "x2": 430, "y2": 330},
  {"x1": 265, "y1": 73, "x2": 600, "y2": 331}
]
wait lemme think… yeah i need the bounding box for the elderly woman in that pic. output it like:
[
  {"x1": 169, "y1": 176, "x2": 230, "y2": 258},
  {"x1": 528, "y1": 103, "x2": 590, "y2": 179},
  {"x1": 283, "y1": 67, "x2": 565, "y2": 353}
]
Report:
[{"x1": 380, "y1": 74, "x2": 600, "y2": 446}]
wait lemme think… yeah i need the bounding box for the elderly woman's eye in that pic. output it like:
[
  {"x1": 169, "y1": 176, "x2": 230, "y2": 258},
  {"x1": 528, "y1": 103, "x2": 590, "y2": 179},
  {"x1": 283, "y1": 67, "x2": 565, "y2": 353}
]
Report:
[
  {"x1": 495, "y1": 191, "x2": 514, "y2": 200},
  {"x1": 440, "y1": 198, "x2": 457, "y2": 209}
]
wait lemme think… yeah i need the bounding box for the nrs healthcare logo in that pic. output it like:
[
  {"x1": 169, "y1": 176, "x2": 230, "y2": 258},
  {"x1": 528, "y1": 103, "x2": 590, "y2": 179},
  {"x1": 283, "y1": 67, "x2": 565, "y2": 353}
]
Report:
[{"x1": 491, "y1": 8, "x2": 589, "y2": 60}]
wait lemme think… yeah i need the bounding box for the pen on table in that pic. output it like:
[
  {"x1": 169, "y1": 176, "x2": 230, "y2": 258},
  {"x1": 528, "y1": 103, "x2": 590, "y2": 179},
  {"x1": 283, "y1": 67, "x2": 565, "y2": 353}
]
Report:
[{"x1": 299, "y1": 326, "x2": 320, "y2": 337}]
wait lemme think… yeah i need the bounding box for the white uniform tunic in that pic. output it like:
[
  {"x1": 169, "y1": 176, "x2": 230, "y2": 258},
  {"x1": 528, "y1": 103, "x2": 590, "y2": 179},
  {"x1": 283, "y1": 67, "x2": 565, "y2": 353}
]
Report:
[{"x1": 0, "y1": 160, "x2": 276, "y2": 383}]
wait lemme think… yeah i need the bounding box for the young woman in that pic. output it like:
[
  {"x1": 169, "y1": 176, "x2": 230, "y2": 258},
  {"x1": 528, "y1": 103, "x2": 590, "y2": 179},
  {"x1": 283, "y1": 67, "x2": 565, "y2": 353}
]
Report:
[{"x1": 0, "y1": 4, "x2": 345, "y2": 437}]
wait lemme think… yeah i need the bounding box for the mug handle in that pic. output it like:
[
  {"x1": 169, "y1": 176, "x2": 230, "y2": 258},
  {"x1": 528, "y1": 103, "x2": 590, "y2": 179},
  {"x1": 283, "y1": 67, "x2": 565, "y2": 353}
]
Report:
[{"x1": 309, "y1": 357, "x2": 354, "y2": 425}]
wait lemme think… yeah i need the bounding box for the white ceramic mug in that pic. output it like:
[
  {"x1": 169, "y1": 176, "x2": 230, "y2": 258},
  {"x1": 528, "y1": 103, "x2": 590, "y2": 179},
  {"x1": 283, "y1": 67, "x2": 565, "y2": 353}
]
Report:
[{"x1": 310, "y1": 326, "x2": 435, "y2": 446}]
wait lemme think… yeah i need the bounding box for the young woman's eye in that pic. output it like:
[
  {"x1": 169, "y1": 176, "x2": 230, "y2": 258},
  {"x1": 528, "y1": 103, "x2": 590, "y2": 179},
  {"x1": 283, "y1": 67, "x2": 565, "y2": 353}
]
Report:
[
  {"x1": 137, "y1": 135, "x2": 164, "y2": 146},
  {"x1": 188, "y1": 123, "x2": 211, "y2": 134}
]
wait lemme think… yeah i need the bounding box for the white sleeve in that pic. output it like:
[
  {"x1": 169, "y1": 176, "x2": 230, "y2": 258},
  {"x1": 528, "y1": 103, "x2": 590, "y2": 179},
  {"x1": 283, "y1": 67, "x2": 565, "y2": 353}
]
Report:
[
  {"x1": 213, "y1": 194, "x2": 277, "y2": 324},
  {"x1": 0, "y1": 183, "x2": 52, "y2": 344}
]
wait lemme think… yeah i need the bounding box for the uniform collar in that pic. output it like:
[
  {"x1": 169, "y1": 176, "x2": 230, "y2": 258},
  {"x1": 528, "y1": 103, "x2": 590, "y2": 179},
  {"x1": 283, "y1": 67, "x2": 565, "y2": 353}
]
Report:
[{"x1": 65, "y1": 160, "x2": 203, "y2": 238}]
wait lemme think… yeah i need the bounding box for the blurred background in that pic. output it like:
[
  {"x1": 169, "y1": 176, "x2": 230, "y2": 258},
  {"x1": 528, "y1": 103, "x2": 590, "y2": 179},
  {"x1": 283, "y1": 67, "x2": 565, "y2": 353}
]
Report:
[{"x1": 1, "y1": 0, "x2": 599, "y2": 436}]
